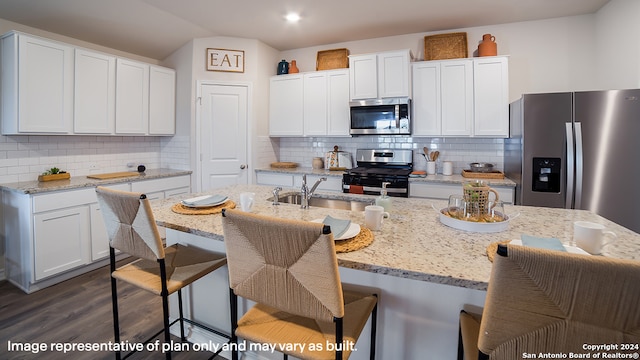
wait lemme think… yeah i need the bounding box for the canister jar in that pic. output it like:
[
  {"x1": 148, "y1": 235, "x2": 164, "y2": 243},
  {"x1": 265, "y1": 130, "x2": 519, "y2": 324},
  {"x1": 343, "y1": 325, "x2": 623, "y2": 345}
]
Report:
[{"x1": 312, "y1": 157, "x2": 324, "y2": 169}]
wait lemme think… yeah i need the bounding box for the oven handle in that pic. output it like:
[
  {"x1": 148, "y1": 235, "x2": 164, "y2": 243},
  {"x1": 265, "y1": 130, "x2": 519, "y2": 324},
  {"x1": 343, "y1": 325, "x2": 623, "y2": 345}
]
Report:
[{"x1": 343, "y1": 184, "x2": 407, "y2": 194}]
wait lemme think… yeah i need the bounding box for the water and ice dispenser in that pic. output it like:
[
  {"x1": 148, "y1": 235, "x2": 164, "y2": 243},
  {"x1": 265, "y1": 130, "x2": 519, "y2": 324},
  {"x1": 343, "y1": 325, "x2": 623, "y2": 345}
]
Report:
[{"x1": 532, "y1": 157, "x2": 561, "y2": 192}]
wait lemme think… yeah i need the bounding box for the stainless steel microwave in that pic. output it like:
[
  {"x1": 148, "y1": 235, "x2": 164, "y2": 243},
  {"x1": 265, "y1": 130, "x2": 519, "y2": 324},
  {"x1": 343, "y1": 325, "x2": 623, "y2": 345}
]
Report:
[{"x1": 350, "y1": 97, "x2": 410, "y2": 135}]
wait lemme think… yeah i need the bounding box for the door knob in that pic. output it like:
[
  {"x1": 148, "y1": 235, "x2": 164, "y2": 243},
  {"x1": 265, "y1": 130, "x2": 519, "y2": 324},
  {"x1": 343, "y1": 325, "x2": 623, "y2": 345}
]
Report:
[{"x1": 240, "y1": 164, "x2": 247, "y2": 169}]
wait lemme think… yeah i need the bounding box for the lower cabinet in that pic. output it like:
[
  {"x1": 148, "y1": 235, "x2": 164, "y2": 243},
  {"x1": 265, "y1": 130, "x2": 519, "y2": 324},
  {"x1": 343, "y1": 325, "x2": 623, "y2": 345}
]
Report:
[
  {"x1": 2, "y1": 174, "x2": 190, "y2": 293},
  {"x1": 409, "y1": 182, "x2": 514, "y2": 204},
  {"x1": 256, "y1": 172, "x2": 342, "y2": 192}
]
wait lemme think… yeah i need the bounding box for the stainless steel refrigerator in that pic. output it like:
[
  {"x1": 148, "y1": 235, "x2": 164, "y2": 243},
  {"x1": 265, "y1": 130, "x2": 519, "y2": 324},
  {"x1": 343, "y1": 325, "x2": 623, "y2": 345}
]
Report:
[{"x1": 505, "y1": 89, "x2": 640, "y2": 233}]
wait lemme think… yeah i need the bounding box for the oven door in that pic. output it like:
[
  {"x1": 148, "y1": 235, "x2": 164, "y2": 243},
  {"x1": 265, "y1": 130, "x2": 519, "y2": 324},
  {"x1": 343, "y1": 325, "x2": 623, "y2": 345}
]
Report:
[{"x1": 342, "y1": 174, "x2": 409, "y2": 197}]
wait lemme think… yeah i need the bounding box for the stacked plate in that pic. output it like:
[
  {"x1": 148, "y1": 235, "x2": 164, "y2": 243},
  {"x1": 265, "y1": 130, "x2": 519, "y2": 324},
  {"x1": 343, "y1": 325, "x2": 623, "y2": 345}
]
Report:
[
  {"x1": 312, "y1": 216, "x2": 361, "y2": 241},
  {"x1": 181, "y1": 194, "x2": 228, "y2": 208}
]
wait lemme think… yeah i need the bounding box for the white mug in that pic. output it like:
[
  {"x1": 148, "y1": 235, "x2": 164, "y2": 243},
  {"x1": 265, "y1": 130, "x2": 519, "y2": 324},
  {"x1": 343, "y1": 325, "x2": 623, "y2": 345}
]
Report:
[
  {"x1": 574, "y1": 221, "x2": 617, "y2": 255},
  {"x1": 239, "y1": 192, "x2": 255, "y2": 212},
  {"x1": 365, "y1": 205, "x2": 390, "y2": 231}
]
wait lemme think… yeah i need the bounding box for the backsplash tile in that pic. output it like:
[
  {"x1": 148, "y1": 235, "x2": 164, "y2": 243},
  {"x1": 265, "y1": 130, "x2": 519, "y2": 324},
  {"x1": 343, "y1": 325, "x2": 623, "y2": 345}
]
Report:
[
  {"x1": 0, "y1": 135, "x2": 165, "y2": 183},
  {"x1": 277, "y1": 136, "x2": 504, "y2": 174}
]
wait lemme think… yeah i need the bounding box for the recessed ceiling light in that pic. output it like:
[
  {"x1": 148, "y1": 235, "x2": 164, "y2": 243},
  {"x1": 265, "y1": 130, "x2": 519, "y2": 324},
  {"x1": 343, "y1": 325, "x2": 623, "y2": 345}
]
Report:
[{"x1": 285, "y1": 12, "x2": 301, "y2": 23}]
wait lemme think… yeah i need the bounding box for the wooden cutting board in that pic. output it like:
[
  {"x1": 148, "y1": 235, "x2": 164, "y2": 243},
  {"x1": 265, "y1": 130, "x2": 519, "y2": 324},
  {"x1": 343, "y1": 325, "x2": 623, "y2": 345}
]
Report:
[{"x1": 87, "y1": 172, "x2": 140, "y2": 180}]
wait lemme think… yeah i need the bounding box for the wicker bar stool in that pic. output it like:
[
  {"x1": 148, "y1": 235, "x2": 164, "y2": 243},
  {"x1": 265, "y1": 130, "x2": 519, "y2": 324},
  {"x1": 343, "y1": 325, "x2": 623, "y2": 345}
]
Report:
[
  {"x1": 221, "y1": 208, "x2": 378, "y2": 360},
  {"x1": 96, "y1": 186, "x2": 229, "y2": 360}
]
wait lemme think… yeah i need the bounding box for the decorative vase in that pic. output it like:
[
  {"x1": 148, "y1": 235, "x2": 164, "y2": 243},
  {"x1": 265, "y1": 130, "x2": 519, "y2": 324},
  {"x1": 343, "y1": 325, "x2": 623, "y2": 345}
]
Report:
[
  {"x1": 277, "y1": 59, "x2": 289, "y2": 75},
  {"x1": 478, "y1": 34, "x2": 497, "y2": 57},
  {"x1": 312, "y1": 157, "x2": 324, "y2": 169},
  {"x1": 289, "y1": 60, "x2": 299, "y2": 73}
]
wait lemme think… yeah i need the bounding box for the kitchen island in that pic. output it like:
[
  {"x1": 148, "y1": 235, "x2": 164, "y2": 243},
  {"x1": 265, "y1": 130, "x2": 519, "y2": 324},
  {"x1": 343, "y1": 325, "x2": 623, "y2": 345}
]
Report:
[{"x1": 151, "y1": 184, "x2": 640, "y2": 360}]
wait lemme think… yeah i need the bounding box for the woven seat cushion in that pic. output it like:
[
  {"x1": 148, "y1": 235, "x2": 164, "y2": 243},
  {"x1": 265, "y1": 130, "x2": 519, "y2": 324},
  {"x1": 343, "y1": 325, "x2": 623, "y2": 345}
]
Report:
[
  {"x1": 112, "y1": 243, "x2": 226, "y2": 295},
  {"x1": 236, "y1": 289, "x2": 377, "y2": 360}
]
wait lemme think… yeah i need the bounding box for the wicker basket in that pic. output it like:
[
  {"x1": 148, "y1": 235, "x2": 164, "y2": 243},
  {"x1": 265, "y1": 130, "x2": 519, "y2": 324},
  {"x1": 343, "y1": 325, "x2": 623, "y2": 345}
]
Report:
[{"x1": 424, "y1": 32, "x2": 468, "y2": 60}]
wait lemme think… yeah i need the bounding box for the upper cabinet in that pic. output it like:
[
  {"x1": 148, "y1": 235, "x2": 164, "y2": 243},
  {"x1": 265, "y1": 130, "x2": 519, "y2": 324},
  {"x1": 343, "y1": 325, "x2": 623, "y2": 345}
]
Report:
[
  {"x1": 115, "y1": 58, "x2": 149, "y2": 134},
  {"x1": 74, "y1": 49, "x2": 116, "y2": 134},
  {"x1": 269, "y1": 69, "x2": 350, "y2": 137},
  {"x1": 349, "y1": 49, "x2": 411, "y2": 101},
  {"x1": 1, "y1": 31, "x2": 175, "y2": 136},
  {"x1": 412, "y1": 56, "x2": 509, "y2": 137},
  {"x1": 1, "y1": 32, "x2": 74, "y2": 134}
]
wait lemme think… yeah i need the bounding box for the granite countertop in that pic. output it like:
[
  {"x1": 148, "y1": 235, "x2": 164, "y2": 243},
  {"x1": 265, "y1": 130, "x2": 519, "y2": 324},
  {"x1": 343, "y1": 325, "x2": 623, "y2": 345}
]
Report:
[
  {"x1": 0, "y1": 168, "x2": 192, "y2": 194},
  {"x1": 150, "y1": 184, "x2": 640, "y2": 291},
  {"x1": 256, "y1": 166, "x2": 516, "y2": 187}
]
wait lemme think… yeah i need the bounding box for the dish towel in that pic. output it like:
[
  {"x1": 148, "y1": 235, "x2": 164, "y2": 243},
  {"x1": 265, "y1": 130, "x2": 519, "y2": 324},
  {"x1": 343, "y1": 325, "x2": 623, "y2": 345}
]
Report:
[
  {"x1": 521, "y1": 234, "x2": 567, "y2": 252},
  {"x1": 182, "y1": 194, "x2": 227, "y2": 206},
  {"x1": 323, "y1": 215, "x2": 351, "y2": 239}
]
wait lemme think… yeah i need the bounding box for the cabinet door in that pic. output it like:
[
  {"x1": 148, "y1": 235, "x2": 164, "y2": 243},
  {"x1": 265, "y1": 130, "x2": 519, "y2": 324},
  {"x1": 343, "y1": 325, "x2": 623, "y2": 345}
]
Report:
[
  {"x1": 349, "y1": 54, "x2": 378, "y2": 100},
  {"x1": 412, "y1": 62, "x2": 441, "y2": 136},
  {"x1": 17, "y1": 34, "x2": 73, "y2": 133},
  {"x1": 269, "y1": 74, "x2": 303, "y2": 136},
  {"x1": 74, "y1": 49, "x2": 116, "y2": 134},
  {"x1": 473, "y1": 57, "x2": 509, "y2": 137},
  {"x1": 303, "y1": 72, "x2": 328, "y2": 136},
  {"x1": 149, "y1": 66, "x2": 176, "y2": 135},
  {"x1": 115, "y1": 58, "x2": 149, "y2": 134},
  {"x1": 89, "y1": 203, "x2": 109, "y2": 261},
  {"x1": 441, "y1": 60, "x2": 473, "y2": 136},
  {"x1": 34, "y1": 206, "x2": 90, "y2": 280},
  {"x1": 378, "y1": 50, "x2": 410, "y2": 98},
  {"x1": 327, "y1": 70, "x2": 350, "y2": 136}
]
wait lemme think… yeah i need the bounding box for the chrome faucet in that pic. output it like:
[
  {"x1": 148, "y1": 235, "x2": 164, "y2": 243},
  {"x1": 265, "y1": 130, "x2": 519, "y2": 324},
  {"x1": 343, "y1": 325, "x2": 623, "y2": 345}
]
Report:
[
  {"x1": 300, "y1": 174, "x2": 326, "y2": 209},
  {"x1": 272, "y1": 187, "x2": 282, "y2": 205}
]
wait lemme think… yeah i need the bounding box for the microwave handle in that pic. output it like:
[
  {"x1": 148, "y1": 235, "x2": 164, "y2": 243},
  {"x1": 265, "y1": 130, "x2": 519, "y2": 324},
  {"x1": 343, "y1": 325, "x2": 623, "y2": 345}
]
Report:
[{"x1": 395, "y1": 104, "x2": 400, "y2": 129}]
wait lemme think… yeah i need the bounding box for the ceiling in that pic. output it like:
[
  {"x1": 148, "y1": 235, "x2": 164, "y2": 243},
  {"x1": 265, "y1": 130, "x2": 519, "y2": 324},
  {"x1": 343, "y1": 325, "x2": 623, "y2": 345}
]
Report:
[{"x1": 0, "y1": 0, "x2": 610, "y2": 60}]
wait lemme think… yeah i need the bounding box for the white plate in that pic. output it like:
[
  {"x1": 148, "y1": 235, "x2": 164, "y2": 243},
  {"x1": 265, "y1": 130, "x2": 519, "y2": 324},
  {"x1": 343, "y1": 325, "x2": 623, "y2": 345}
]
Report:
[
  {"x1": 181, "y1": 195, "x2": 228, "y2": 208},
  {"x1": 509, "y1": 240, "x2": 591, "y2": 255},
  {"x1": 312, "y1": 219, "x2": 361, "y2": 241}
]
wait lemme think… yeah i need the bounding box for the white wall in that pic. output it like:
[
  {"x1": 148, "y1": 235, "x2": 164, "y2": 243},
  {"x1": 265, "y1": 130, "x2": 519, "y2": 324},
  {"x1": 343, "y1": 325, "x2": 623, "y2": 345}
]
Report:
[{"x1": 595, "y1": 0, "x2": 640, "y2": 89}]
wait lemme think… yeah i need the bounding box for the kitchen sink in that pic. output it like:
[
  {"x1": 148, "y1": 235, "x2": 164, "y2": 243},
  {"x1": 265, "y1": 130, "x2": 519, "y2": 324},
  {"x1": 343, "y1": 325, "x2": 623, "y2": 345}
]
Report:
[{"x1": 268, "y1": 193, "x2": 373, "y2": 211}]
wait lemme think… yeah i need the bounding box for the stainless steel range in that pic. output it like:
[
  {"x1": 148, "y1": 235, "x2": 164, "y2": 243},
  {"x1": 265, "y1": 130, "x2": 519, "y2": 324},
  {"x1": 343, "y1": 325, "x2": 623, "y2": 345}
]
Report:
[{"x1": 342, "y1": 149, "x2": 413, "y2": 197}]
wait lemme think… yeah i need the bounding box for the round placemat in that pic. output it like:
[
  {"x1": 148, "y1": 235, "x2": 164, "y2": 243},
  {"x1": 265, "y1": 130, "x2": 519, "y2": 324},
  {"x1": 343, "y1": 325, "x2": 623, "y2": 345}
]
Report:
[
  {"x1": 486, "y1": 240, "x2": 512, "y2": 262},
  {"x1": 171, "y1": 200, "x2": 236, "y2": 215},
  {"x1": 335, "y1": 227, "x2": 374, "y2": 253}
]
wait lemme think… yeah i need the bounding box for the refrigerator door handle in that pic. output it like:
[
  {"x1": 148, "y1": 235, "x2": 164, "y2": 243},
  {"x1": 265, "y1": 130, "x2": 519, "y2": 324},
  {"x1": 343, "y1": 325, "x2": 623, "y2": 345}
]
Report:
[
  {"x1": 574, "y1": 122, "x2": 583, "y2": 209},
  {"x1": 565, "y1": 122, "x2": 575, "y2": 209}
]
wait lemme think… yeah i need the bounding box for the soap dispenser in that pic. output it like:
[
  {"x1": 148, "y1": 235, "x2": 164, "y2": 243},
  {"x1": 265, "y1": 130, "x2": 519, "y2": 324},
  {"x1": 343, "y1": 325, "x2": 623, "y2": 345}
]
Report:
[{"x1": 376, "y1": 182, "x2": 392, "y2": 212}]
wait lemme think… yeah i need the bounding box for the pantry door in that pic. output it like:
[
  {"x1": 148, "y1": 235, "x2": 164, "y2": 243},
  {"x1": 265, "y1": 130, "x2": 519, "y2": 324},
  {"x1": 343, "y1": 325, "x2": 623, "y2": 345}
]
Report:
[{"x1": 198, "y1": 82, "x2": 250, "y2": 191}]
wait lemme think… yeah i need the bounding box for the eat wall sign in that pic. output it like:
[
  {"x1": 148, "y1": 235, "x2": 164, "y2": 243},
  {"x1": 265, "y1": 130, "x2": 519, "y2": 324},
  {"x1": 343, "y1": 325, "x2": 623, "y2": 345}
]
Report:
[{"x1": 206, "y1": 48, "x2": 245, "y2": 73}]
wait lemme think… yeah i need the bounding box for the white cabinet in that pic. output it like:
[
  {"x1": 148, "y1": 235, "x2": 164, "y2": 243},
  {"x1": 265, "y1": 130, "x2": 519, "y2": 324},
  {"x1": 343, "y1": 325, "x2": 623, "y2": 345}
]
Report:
[
  {"x1": 349, "y1": 49, "x2": 411, "y2": 101},
  {"x1": 409, "y1": 182, "x2": 514, "y2": 204},
  {"x1": 270, "y1": 70, "x2": 350, "y2": 137},
  {"x1": 149, "y1": 65, "x2": 176, "y2": 135},
  {"x1": 303, "y1": 69, "x2": 350, "y2": 137},
  {"x1": 269, "y1": 74, "x2": 304, "y2": 136},
  {"x1": 115, "y1": 58, "x2": 149, "y2": 134},
  {"x1": 1, "y1": 32, "x2": 74, "y2": 134},
  {"x1": 2, "y1": 174, "x2": 191, "y2": 293},
  {"x1": 473, "y1": 57, "x2": 509, "y2": 137},
  {"x1": 412, "y1": 56, "x2": 509, "y2": 137},
  {"x1": 441, "y1": 59, "x2": 473, "y2": 136},
  {"x1": 1, "y1": 31, "x2": 175, "y2": 136},
  {"x1": 256, "y1": 171, "x2": 342, "y2": 193},
  {"x1": 74, "y1": 49, "x2": 116, "y2": 134},
  {"x1": 34, "y1": 206, "x2": 91, "y2": 280}
]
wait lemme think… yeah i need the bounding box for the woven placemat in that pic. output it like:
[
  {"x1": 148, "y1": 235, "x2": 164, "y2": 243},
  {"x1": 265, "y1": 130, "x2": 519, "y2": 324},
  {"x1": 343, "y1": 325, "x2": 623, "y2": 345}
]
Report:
[
  {"x1": 335, "y1": 227, "x2": 374, "y2": 253},
  {"x1": 171, "y1": 200, "x2": 236, "y2": 215},
  {"x1": 486, "y1": 240, "x2": 512, "y2": 262}
]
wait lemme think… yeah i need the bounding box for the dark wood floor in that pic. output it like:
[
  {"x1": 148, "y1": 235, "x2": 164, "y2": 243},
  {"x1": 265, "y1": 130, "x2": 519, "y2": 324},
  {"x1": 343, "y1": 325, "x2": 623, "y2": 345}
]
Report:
[{"x1": 0, "y1": 262, "x2": 227, "y2": 360}]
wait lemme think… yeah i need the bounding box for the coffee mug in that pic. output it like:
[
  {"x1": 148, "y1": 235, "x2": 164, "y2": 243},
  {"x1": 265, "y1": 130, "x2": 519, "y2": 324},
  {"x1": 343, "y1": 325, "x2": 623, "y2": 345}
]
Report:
[
  {"x1": 239, "y1": 192, "x2": 255, "y2": 212},
  {"x1": 365, "y1": 205, "x2": 390, "y2": 231},
  {"x1": 574, "y1": 221, "x2": 617, "y2": 255}
]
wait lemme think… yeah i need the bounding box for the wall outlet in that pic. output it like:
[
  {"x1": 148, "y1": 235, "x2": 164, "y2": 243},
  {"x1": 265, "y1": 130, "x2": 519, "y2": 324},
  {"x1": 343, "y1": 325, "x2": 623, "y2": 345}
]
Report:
[
  {"x1": 126, "y1": 162, "x2": 135, "y2": 168},
  {"x1": 89, "y1": 163, "x2": 99, "y2": 170}
]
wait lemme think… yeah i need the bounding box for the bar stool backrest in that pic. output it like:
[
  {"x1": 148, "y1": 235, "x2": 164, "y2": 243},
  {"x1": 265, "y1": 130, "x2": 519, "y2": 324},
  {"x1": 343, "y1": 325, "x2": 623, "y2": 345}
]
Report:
[
  {"x1": 222, "y1": 209, "x2": 344, "y2": 322},
  {"x1": 96, "y1": 186, "x2": 165, "y2": 261}
]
